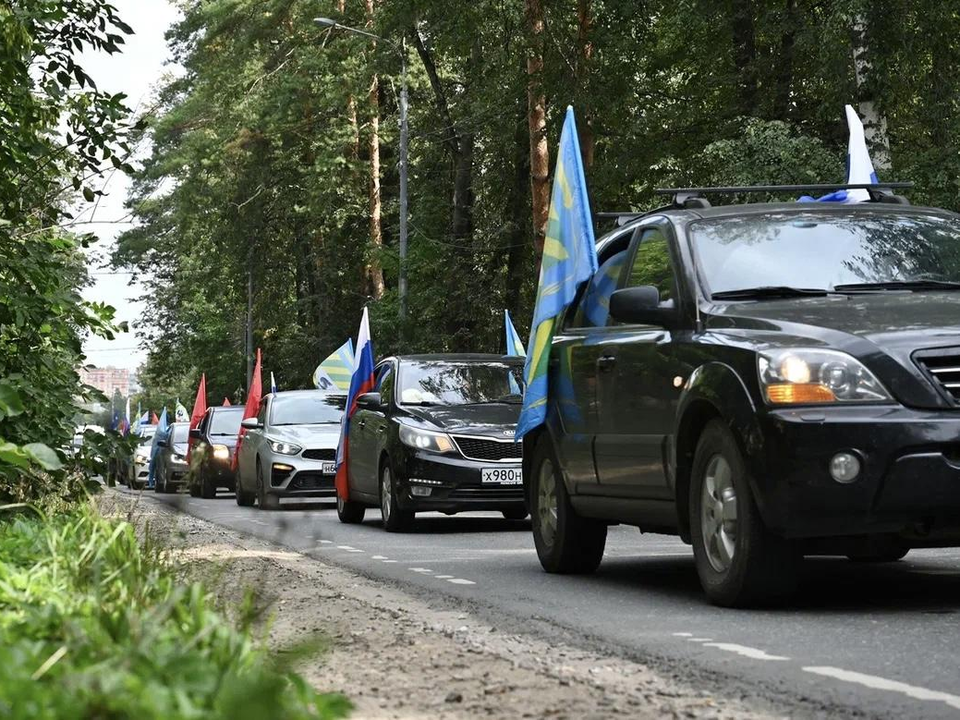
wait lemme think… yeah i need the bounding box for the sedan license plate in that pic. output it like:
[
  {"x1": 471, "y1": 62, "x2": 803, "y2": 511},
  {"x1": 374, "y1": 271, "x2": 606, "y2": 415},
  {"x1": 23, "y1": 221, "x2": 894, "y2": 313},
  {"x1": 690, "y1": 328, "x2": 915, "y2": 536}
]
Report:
[
  {"x1": 481, "y1": 467, "x2": 522, "y2": 485},
  {"x1": 322, "y1": 461, "x2": 336, "y2": 475}
]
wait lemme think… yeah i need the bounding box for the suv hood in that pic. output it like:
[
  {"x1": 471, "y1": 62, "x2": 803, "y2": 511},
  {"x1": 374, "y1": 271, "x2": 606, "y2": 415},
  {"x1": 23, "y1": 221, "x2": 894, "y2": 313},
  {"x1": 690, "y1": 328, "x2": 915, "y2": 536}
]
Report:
[
  {"x1": 268, "y1": 423, "x2": 341, "y2": 447},
  {"x1": 404, "y1": 403, "x2": 521, "y2": 436}
]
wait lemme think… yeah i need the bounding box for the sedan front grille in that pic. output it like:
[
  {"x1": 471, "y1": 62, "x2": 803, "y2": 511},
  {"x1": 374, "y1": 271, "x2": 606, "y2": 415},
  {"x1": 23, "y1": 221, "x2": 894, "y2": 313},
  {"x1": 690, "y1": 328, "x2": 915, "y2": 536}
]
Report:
[
  {"x1": 302, "y1": 448, "x2": 336, "y2": 461},
  {"x1": 291, "y1": 472, "x2": 334, "y2": 490},
  {"x1": 915, "y1": 348, "x2": 960, "y2": 404},
  {"x1": 452, "y1": 435, "x2": 522, "y2": 462}
]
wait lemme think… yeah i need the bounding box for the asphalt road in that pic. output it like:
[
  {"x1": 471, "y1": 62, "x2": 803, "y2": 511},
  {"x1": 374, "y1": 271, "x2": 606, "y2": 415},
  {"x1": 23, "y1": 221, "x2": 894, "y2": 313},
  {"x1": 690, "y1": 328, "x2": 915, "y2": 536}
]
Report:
[{"x1": 127, "y1": 487, "x2": 960, "y2": 719}]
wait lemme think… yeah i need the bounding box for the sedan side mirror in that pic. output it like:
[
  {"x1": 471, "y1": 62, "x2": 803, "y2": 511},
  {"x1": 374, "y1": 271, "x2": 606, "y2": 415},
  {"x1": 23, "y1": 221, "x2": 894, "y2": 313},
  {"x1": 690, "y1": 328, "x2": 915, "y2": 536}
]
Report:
[
  {"x1": 241, "y1": 417, "x2": 261, "y2": 430},
  {"x1": 356, "y1": 392, "x2": 382, "y2": 410},
  {"x1": 156, "y1": 439, "x2": 168, "y2": 448},
  {"x1": 189, "y1": 428, "x2": 202, "y2": 440},
  {"x1": 609, "y1": 286, "x2": 675, "y2": 327}
]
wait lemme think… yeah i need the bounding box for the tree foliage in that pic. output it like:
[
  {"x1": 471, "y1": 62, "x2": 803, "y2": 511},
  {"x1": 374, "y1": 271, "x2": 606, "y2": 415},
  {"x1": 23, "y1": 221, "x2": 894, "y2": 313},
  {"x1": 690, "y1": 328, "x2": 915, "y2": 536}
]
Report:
[{"x1": 116, "y1": 0, "x2": 960, "y2": 402}]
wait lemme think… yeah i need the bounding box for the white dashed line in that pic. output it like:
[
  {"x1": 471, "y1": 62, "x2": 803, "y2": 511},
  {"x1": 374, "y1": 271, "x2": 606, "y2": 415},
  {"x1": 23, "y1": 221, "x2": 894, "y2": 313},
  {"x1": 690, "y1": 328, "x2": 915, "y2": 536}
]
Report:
[
  {"x1": 371, "y1": 555, "x2": 388, "y2": 560},
  {"x1": 804, "y1": 667, "x2": 960, "y2": 711},
  {"x1": 382, "y1": 559, "x2": 397, "y2": 563},
  {"x1": 434, "y1": 575, "x2": 454, "y2": 579},
  {"x1": 337, "y1": 545, "x2": 364, "y2": 553},
  {"x1": 688, "y1": 638, "x2": 713, "y2": 642},
  {"x1": 409, "y1": 567, "x2": 433, "y2": 573},
  {"x1": 701, "y1": 643, "x2": 789, "y2": 661},
  {"x1": 447, "y1": 578, "x2": 476, "y2": 585},
  {"x1": 319, "y1": 540, "x2": 333, "y2": 544},
  {"x1": 672, "y1": 632, "x2": 694, "y2": 637}
]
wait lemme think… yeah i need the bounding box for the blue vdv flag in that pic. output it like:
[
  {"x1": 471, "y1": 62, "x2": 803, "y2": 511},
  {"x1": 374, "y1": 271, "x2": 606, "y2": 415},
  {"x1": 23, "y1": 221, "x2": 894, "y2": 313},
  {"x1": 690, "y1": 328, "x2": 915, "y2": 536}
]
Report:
[
  {"x1": 504, "y1": 309, "x2": 526, "y2": 357},
  {"x1": 516, "y1": 107, "x2": 599, "y2": 440},
  {"x1": 146, "y1": 407, "x2": 169, "y2": 489}
]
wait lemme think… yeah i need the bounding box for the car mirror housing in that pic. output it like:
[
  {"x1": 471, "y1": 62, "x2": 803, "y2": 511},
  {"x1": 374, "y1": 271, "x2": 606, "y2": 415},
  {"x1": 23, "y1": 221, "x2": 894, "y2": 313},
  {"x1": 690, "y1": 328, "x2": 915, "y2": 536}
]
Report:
[
  {"x1": 241, "y1": 417, "x2": 261, "y2": 430},
  {"x1": 356, "y1": 392, "x2": 382, "y2": 410},
  {"x1": 189, "y1": 428, "x2": 202, "y2": 440},
  {"x1": 609, "y1": 286, "x2": 675, "y2": 327}
]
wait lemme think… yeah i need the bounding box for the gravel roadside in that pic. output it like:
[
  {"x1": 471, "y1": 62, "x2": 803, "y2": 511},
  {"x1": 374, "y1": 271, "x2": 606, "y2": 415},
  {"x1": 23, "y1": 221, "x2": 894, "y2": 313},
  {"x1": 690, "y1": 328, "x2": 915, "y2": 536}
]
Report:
[{"x1": 102, "y1": 491, "x2": 783, "y2": 720}]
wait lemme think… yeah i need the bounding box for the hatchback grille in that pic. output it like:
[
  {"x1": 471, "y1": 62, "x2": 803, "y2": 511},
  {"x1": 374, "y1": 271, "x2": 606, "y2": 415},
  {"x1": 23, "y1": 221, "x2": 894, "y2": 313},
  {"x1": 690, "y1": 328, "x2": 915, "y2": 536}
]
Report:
[
  {"x1": 916, "y1": 349, "x2": 960, "y2": 404},
  {"x1": 291, "y1": 472, "x2": 334, "y2": 490},
  {"x1": 302, "y1": 448, "x2": 336, "y2": 461},
  {"x1": 452, "y1": 435, "x2": 522, "y2": 462}
]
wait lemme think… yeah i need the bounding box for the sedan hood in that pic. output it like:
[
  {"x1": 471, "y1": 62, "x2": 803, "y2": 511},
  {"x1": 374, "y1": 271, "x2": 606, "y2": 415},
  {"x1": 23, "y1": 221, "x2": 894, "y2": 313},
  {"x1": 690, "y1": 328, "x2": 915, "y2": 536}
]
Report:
[
  {"x1": 404, "y1": 403, "x2": 521, "y2": 436},
  {"x1": 268, "y1": 423, "x2": 341, "y2": 447}
]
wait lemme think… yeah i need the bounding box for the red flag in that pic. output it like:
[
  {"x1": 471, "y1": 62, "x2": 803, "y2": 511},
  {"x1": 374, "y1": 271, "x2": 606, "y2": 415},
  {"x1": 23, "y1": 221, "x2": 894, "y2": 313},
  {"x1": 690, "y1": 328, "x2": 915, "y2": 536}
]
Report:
[
  {"x1": 232, "y1": 349, "x2": 262, "y2": 470},
  {"x1": 222, "y1": 397, "x2": 232, "y2": 406},
  {"x1": 151, "y1": 411, "x2": 159, "y2": 424},
  {"x1": 186, "y1": 373, "x2": 207, "y2": 463}
]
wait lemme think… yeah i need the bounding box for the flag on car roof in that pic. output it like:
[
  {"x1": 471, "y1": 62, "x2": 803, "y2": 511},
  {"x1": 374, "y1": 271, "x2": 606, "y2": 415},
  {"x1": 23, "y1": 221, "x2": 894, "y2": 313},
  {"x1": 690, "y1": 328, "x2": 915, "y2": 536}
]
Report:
[
  {"x1": 146, "y1": 406, "x2": 169, "y2": 489},
  {"x1": 800, "y1": 105, "x2": 879, "y2": 204},
  {"x1": 270, "y1": 371, "x2": 278, "y2": 395},
  {"x1": 516, "y1": 107, "x2": 599, "y2": 440},
  {"x1": 120, "y1": 396, "x2": 131, "y2": 436},
  {"x1": 314, "y1": 339, "x2": 355, "y2": 391},
  {"x1": 133, "y1": 403, "x2": 143, "y2": 435},
  {"x1": 187, "y1": 373, "x2": 207, "y2": 464},
  {"x1": 335, "y1": 309, "x2": 375, "y2": 501},
  {"x1": 504, "y1": 309, "x2": 526, "y2": 357},
  {"x1": 150, "y1": 411, "x2": 159, "y2": 424},
  {"x1": 233, "y1": 349, "x2": 263, "y2": 471},
  {"x1": 222, "y1": 397, "x2": 232, "y2": 406},
  {"x1": 175, "y1": 398, "x2": 189, "y2": 422}
]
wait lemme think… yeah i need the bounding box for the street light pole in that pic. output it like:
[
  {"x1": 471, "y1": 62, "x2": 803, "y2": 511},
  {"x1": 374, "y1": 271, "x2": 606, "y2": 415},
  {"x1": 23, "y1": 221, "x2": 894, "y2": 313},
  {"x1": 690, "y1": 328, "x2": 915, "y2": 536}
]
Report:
[{"x1": 315, "y1": 18, "x2": 409, "y2": 328}]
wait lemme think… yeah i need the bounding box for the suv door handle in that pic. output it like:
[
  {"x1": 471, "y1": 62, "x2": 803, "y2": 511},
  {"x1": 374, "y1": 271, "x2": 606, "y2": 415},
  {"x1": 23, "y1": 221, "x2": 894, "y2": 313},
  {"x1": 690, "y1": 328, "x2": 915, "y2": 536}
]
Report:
[
  {"x1": 356, "y1": 419, "x2": 366, "y2": 429},
  {"x1": 377, "y1": 425, "x2": 386, "y2": 434},
  {"x1": 597, "y1": 355, "x2": 617, "y2": 372}
]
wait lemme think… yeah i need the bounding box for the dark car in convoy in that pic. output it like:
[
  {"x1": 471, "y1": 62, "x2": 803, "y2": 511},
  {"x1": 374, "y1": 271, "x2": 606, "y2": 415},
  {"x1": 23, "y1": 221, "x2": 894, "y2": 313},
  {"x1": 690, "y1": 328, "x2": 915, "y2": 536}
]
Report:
[
  {"x1": 337, "y1": 354, "x2": 528, "y2": 531},
  {"x1": 154, "y1": 422, "x2": 190, "y2": 493},
  {"x1": 522, "y1": 185, "x2": 960, "y2": 607},
  {"x1": 189, "y1": 405, "x2": 245, "y2": 498},
  {"x1": 235, "y1": 390, "x2": 345, "y2": 509}
]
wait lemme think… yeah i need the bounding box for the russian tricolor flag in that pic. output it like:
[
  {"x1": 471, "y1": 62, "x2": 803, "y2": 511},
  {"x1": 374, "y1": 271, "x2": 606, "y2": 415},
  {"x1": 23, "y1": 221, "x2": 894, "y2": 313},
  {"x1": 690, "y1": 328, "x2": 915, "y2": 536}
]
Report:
[{"x1": 335, "y1": 307, "x2": 376, "y2": 500}]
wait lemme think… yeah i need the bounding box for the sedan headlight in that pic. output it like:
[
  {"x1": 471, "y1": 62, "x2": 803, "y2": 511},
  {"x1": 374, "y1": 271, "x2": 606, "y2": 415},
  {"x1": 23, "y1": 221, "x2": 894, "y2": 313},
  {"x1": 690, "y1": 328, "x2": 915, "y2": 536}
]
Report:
[
  {"x1": 758, "y1": 349, "x2": 892, "y2": 405},
  {"x1": 135, "y1": 450, "x2": 150, "y2": 462},
  {"x1": 212, "y1": 444, "x2": 230, "y2": 460},
  {"x1": 268, "y1": 440, "x2": 302, "y2": 456},
  {"x1": 398, "y1": 424, "x2": 456, "y2": 454}
]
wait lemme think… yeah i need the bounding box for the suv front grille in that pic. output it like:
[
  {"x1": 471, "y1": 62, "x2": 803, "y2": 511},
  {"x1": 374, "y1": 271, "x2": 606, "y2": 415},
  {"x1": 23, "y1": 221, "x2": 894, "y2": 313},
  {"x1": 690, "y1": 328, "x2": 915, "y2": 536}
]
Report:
[
  {"x1": 452, "y1": 435, "x2": 522, "y2": 462},
  {"x1": 915, "y1": 349, "x2": 960, "y2": 404},
  {"x1": 302, "y1": 448, "x2": 336, "y2": 461}
]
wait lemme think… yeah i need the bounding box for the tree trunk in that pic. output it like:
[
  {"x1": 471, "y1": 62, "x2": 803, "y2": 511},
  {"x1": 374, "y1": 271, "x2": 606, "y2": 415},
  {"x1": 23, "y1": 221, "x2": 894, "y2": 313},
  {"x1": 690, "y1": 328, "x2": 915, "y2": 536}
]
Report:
[
  {"x1": 364, "y1": 0, "x2": 385, "y2": 299},
  {"x1": 525, "y1": 0, "x2": 549, "y2": 256},
  {"x1": 731, "y1": 0, "x2": 758, "y2": 116},
  {"x1": 505, "y1": 109, "x2": 532, "y2": 315},
  {"x1": 851, "y1": 14, "x2": 891, "y2": 170},
  {"x1": 576, "y1": 0, "x2": 595, "y2": 168}
]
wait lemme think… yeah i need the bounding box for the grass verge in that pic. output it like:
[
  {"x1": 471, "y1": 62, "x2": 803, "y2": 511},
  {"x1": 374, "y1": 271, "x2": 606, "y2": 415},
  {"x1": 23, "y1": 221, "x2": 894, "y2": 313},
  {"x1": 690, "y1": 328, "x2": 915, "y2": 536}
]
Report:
[{"x1": 0, "y1": 499, "x2": 351, "y2": 719}]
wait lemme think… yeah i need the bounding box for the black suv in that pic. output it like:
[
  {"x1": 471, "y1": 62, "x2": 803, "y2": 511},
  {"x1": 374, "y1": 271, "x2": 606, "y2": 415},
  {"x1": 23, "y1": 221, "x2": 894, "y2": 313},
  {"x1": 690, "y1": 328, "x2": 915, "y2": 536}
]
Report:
[
  {"x1": 337, "y1": 354, "x2": 528, "y2": 531},
  {"x1": 523, "y1": 186, "x2": 960, "y2": 607}
]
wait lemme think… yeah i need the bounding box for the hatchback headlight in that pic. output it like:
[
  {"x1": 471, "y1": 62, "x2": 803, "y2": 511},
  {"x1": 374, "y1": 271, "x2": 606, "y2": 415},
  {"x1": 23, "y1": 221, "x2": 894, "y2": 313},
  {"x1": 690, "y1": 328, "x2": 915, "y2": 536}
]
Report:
[
  {"x1": 758, "y1": 349, "x2": 892, "y2": 405},
  {"x1": 212, "y1": 444, "x2": 230, "y2": 460},
  {"x1": 268, "y1": 440, "x2": 302, "y2": 455},
  {"x1": 398, "y1": 424, "x2": 456, "y2": 454}
]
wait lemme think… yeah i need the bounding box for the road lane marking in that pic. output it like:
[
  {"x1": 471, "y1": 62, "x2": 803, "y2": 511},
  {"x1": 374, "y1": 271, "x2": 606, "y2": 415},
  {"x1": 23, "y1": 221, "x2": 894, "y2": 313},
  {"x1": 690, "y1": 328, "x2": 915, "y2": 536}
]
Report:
[
  {"x1": 672, "y1": 632, "x2": 693, "y2": 637},
  {"x1": 337, "y1": 545, "x2": 364, "y2": 553},
  {"x1": 319, "y1": 540, "x2": 333, "y2": 544},
  {"x1": 447, "y1": 578, "x2": 476, "y2": 585},
  {"x1": 435, "y1": 575, "x2": 454, "y2": 579},
  {"x1": 688, "y1": 638, "x2": 713, "y2": 642},
  {"x1": 804, "y1": 666, "x2": 960, "y2": 711},
  {"x1": 409, "y1": 568, "x2": 433, "y2": 573},
  {"x1": 382, "y1": 559, "x2": 397, "y2": 563},
  {"x1": 371, "y1": 555, "x2": 388, "y2": 559},
  {"x1": 701, "y1": 643, "x2": 789, "y2": 661}
]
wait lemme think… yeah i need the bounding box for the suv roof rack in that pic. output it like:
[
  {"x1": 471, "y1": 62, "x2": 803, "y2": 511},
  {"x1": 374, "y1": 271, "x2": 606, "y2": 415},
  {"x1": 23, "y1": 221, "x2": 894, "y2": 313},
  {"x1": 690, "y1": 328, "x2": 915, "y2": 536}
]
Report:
[{"x1": 654, "y1": 182, "x2": 914, "y2": 208}]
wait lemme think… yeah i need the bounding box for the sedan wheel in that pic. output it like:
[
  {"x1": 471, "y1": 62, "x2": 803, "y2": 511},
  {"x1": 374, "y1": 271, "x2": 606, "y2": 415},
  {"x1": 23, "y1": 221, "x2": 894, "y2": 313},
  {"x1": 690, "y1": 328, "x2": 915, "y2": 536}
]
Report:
[
  {"x1": 256, "y1": 458, "x2": 278, "y2": 510},
  {"x1": 337, "y1": 494, "x2": 366, "y2": 524},
  {"x1": 379, "y1": 462, "x2": 412, "y2": 532}
]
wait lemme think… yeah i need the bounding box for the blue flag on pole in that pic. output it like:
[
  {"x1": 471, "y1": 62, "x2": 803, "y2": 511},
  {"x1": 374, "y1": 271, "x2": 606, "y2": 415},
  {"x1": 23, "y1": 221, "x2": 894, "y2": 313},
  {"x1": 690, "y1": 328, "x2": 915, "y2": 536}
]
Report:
[
  {"x1": 504, "y1": 310, "x2": 526, "y2": 357},
  {"x1": 516, "y1": 107, "x2": 598, "y2": 440},
  {"x1": 146, "y1": 407, "x2": 168, "y2": 489}
]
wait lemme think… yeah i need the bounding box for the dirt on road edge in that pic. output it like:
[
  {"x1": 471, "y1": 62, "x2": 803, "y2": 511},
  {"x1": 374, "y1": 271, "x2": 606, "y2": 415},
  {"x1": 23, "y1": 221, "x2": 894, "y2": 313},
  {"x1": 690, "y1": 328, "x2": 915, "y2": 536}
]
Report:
[{"x1": 102, "y1": 491, "x2": 782, "y2": 720}]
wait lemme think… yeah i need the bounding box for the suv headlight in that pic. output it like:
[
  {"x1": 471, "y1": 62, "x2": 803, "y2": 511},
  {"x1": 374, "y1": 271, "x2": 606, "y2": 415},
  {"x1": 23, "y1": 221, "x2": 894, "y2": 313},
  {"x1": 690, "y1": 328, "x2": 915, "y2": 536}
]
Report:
[
  {"x1": 268, "y1": 440, "x2": 302, "y2": 455},
  {"x1": 212, "y1": 444, "x2": 230, "y2": 460},
  {"x1": 398, "y1": 424, "x2": 456, "y2": 454},
  {"x1": 758, "y1": 349, "x2": 892, "y2": 405}
]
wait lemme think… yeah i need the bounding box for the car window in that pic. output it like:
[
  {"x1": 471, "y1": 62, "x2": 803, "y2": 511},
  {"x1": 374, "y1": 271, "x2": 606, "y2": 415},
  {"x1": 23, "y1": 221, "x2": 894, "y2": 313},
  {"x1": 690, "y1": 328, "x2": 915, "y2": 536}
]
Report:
[
  {"x1": 567, "y1": 249, "x2": 629, "y2": 328},
  {"x1": 171, "y1": 424, "x2": 189, "y2": 444},
  {"x1": 269, "y1": 394, "x2": 344, "y2": 425},
  {"x1": 257, "y1": 399, "x2": 267, "y2": 425},
  {"x1": 623, "y1": 228, "x2": 676, "y2": 303},
  {"x1": 376, "y1": 365, "x2": 395, "y2": 404},
  {"x1": 398, "y1": 361, "x2": 524, "y2": 406},
  {"x1": 209, "y1": 409, "x2": 243, "y2": 436}
]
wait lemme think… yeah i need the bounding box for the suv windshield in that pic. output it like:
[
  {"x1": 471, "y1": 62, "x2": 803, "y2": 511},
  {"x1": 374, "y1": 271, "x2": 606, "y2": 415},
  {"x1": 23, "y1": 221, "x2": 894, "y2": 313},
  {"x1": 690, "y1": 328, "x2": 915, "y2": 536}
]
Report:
[
  {"x1": 691, "y1": 211, "x2": 960, "y2": 295},
  {"x1": 209, "y1": 409, "x2": 243, "y2": 436},
  {"x1": 270, "y1": 394, "x2": 345, "y2": 426},
  {"x1": 398, "y1": 361, "x2": 524, "y2": 406}
]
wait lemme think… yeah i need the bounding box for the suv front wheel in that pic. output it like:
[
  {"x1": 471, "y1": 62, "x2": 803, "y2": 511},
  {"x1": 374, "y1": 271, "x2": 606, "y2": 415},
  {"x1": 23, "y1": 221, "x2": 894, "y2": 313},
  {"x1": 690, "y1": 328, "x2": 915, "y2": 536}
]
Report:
[
  {"x1": 690, "y1": 420, "x2": 799, "y2": 607},
  {"x1": 530, "y1": 436, "x2": 606, "y2": 573}
]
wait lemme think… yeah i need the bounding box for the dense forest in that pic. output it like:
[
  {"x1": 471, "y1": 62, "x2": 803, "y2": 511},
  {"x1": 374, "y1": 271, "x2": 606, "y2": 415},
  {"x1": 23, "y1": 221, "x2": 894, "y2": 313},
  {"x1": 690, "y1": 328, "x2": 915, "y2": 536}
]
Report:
[{"x1": 114, "y1": 0, "x2": 960, "y2": 404}]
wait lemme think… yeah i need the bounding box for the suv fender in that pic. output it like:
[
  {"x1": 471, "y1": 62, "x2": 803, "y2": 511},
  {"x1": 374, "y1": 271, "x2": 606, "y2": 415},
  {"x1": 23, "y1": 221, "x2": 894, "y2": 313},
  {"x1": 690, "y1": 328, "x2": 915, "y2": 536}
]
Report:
[{"x1": 674, "y1": 361, "x2": 767, "y2": 542}]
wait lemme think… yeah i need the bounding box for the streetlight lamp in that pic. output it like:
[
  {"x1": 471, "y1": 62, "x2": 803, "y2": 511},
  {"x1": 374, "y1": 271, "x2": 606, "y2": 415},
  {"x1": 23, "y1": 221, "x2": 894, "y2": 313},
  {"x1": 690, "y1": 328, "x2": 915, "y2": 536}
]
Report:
[{"x1": 314, "y1": 17, "x2": 409, "y2": 329}]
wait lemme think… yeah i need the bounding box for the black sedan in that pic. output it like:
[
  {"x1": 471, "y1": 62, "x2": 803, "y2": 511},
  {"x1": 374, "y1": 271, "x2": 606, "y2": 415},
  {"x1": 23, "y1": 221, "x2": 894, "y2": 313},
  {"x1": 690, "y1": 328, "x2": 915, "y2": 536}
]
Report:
[
  {"x1": 337, "y1": 353, "x2": 527, "y2": 531},
  {"x1": 189, "y1": 405, "x2": 245, "y2": 498}
]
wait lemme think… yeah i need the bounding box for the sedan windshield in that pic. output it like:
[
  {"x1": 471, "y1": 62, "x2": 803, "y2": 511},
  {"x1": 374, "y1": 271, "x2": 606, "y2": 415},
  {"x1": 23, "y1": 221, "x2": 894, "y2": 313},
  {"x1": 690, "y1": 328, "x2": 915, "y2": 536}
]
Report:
[
  {"x1": 270, "y1": 394, "x2": 345, "y2": 425},
  {"x1": 171, "y1": 424, "x2": 189, "y2": 444},
  {"x1": 398, "y1": 361, "x2": 524, "y2": 406},
  {"x1": 691, "y1": 211, "x2": 960, "y2": 296}
]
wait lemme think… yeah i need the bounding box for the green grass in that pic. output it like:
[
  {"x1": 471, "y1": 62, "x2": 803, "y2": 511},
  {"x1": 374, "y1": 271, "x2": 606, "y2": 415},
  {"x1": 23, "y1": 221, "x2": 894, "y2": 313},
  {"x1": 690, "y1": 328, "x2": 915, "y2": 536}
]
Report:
[{"x1": 0, "y1": 502, "x2": 351, "y2": 719}]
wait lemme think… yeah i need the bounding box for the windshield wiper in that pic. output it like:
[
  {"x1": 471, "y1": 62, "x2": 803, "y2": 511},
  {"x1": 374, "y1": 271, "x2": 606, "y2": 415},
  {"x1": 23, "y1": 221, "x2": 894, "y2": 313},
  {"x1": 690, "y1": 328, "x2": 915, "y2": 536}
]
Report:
[
  {"x1": 712, "y1": 286, "x2": 833, "y2": 301},
  {"x1": 833, "y1": 280, "x2": 960, "y2": 292}
]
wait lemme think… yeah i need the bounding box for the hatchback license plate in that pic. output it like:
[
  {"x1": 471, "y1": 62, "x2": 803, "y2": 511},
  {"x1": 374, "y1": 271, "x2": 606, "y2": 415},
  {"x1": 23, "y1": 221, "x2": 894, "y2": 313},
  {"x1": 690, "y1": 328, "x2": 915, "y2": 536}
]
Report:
[
  {"x1": 481, "y1": 467, "x2": 522, "y2": 485},
  {"x1": 322, "y1": 461, "x2": 336, "y2": 475}
]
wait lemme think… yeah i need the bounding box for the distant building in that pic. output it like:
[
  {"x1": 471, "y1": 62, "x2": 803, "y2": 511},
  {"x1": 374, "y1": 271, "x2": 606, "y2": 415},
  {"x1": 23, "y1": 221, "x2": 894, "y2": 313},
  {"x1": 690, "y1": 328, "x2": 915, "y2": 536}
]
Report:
[{"x1": 80, "y1": 366, "x2": 131, "y2": 397}]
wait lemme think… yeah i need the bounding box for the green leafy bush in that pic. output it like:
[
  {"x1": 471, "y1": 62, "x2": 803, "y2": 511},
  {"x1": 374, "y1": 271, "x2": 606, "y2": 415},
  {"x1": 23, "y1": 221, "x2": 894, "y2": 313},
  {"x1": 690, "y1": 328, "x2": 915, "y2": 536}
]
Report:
[{"x1": 0, "y1": 503, "x2": 350, "y2": 720}]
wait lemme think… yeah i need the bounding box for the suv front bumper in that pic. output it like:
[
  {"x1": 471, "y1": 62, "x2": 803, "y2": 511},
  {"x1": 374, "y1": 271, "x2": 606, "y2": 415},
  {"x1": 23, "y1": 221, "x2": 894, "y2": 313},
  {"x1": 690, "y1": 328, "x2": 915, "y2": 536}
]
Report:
[{"x1": 755, "y1": 405, "x2": 960, "y2": 541}]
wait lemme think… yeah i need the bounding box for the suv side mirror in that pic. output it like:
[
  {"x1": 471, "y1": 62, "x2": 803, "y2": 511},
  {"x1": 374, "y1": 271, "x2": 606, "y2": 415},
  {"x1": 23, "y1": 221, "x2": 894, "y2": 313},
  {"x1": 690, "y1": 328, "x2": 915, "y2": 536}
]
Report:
[
  {"x1": 189, "y1": 428, "x2": 202, "y2": 440},
  {"x1": 241, "y1": 417, "x2": 261, "y2": 430},
  {"x1": 356, "y1": 392, "x2": 382, "y2": 410},
  {"x1": 156, "y1": 438, "x2": 168, "y2": 448},
  {"x1": 609, "y1": 286, "x2": 675, "y2": 327}
]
